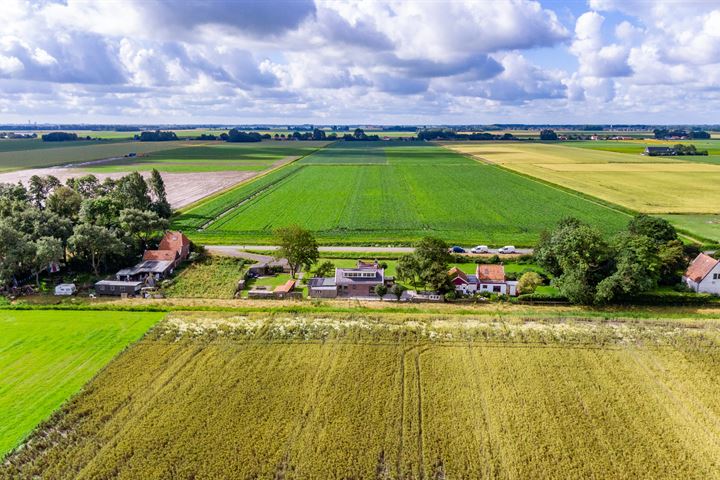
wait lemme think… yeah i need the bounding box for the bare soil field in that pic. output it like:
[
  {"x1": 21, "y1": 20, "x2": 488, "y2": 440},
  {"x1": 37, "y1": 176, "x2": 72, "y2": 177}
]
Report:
[{"x1": 0, "y1": 167, "x2": 259, "y2": 209}]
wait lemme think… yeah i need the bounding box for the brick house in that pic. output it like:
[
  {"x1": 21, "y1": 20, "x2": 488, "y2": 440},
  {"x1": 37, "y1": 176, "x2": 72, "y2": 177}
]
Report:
[{"x1": 449, "y1": 264, "x2": 518, "y2": 296}]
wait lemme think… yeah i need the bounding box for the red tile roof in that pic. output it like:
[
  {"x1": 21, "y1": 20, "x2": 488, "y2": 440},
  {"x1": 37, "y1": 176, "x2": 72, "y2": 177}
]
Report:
[
  {"x1": 448, "y1": 267, "x2": 468, "y2": 282},
  {"x1": 475, "y1": 264, "x2": 505, "y2": 282},
  {"x1": 685, "y1": 253, "x2": 718, "y2": 283},
  {"x1": 274, "y1": 279, "x2": 296, "y2": 294},
  {"x1": 143, "y1": 250, "x2": 177, "y2": 262},
  {"x1": 159, "y1": 231, "x2": 190, "y2": 255}
]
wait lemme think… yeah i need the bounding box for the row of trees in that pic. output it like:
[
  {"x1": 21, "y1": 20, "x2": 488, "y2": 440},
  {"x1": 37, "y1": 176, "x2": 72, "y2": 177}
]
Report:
[
  {"x1": 535, "y1": 215, "x2": 689, "y2": 304},
  {"x1": 653, "y1": 129, "x2": 710, "y2": 140},
  {"x1": 136, "y1": 130, "x2": 179, "y2": 142},
  {"x1": 41, "y1": 132, "x2": 87, "y2": 142},
  {"x1": 0, "y1": 170, "x2": 172, "y2": 290},
  {"x1": 672, "y1": 144, "x2": 709, "y2": 156},
  {"x1": 417, "y1": 129, "x2": 516, "y2": 141}
]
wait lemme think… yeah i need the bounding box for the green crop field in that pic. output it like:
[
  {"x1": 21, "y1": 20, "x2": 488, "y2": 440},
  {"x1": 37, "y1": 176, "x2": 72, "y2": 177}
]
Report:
[
  {"x1": 174, "y1": 142, "x2": 628, "y2": 245},
  {"x1": 84, "y1": 142, "x2": 327, "y2": 173},
  {"x1": 661, "y1": 214, "x2": 720, "y2": 243},
  {"x1": 0, "y1": 310, "x2": 162, "y2": 457},
  {"x1": 0, "y1": 138, "x2": 124, "y2": 153},
  {"x1": 0, "y1": 141, "x2": 189, "y2": 172},
  {"x1": 568, "y1": 139, "x2": 720, "y2": 156},
  {"x1": 4, "y1": 313, "x2": 720, "y2": 478}
]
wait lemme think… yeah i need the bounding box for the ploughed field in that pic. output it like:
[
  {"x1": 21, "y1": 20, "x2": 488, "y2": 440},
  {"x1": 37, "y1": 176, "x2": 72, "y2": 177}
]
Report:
[
  {"x1": 447, "y1": 141, "x2": 720, "y2": 242},
  {"x1": 0, "y1": 310, "x2": 163, "y2": 456},
  {"x1": 175, "y1": 141, "x2": 628, "y2": 245},
  {"x1": 4, "y1": 313, "x2": 720, "y2": 479}
]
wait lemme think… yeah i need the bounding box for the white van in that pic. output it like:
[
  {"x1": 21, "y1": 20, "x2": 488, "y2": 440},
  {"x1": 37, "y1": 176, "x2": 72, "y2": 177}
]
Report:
[
  {"x1": 54, "y1": 283, "x2": 77, "y2": 296},
  {"x1": 498, "y1": 246, "x2": 516, "y2": 254},
  {"x1": 471, "y1": 245, "x2": 489, "y2": 253}
]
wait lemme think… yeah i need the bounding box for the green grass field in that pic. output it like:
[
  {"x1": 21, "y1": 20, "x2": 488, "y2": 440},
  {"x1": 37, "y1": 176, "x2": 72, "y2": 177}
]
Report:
[
  {"x1": 0, "y1": 141, "x2": 189, "y2": 172},
  {"x1": 0, "y1": 310, "x2": 162, "y2": 457},
  {"x1": 164, "y1": 256, "x2": 246, "y2": 298},
  {"x1": 4, "y1": 313, "x2": 720, "y2": 478},
  {"x1": 0, "y1": 138, "x2": 125, "y2": 153},
  {"x1": 568, "y1": 139, "x2": 720, "y2": 155},
  {"x1": 175, "y1": 142, "x2": 629, "y2": 245},
  {"x1": 85, "y1": 142, "x2": 326, "y2": 173},
  {"x1": 660, "y1": 214, "x2": 720, "y2": 243}
]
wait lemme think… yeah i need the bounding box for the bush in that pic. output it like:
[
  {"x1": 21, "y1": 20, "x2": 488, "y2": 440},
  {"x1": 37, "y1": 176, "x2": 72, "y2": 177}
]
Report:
[
  {"x1": 517, "y1": 292, "x2": 569, "y2": 303},
  {"x1": 475, "y1": 255, "x2": 500, "y2": 264},
  {"x1": 518, "y1": 271, "x2": 544, "y2": 294},
  {"x1": 620, "y1": 291, "x2": 720, "y2": 306}
]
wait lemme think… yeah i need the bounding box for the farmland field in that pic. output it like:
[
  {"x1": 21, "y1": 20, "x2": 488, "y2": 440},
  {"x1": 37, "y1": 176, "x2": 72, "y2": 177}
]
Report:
[
  {"x1": 175, "y1": 142, "x2": 629, "y2": 245},
  {"x1": 0, "y1": 141, "x2": 189, "y2": 172},
  {"x1": 447, "y1": 142, "x2": 720, "y2": 216},
  {"x1": 4, "y1": 313, "x2": 720, "y2": 478},
  {"x1": 661, "y1": 214, "x2": 720, "y2": 242},
  {"x1": 84, "y1": 141, "x2": 327, "y2": 173},
  {"x1": 0, "y1": 310, "x2": 162, "y2": 457}
]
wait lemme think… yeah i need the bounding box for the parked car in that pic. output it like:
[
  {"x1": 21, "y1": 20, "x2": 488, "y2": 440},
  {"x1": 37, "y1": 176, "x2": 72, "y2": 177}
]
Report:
[
  {"x1": 451, "y1": 246, "x2": 466, "y2": 253},
  {"x1": 470, "y1": 245, "x2": 489, "y2": 254},
  {"x1": 54, "y1": 283, "x2": 77, "y2": 296},
  {"x1": 498, "y1": 245, "x2": 516, "y2": 254}
]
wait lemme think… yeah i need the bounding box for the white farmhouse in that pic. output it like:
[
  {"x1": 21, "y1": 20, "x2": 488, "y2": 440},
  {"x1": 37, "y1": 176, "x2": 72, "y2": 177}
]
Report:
[{"x1": 683, "y1": 253, "x2": 720, "y2": 295}]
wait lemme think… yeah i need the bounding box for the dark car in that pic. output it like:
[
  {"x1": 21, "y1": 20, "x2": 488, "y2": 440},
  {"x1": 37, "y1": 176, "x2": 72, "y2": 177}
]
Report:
[{"x1": 451, "y1": 246, "x2": 466, "y2": 253}]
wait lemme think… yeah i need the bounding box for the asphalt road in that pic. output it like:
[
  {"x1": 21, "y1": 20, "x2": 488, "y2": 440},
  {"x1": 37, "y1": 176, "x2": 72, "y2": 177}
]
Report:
[{"x1": 207, "y1": 245, "x2": 534, "y2": 256}]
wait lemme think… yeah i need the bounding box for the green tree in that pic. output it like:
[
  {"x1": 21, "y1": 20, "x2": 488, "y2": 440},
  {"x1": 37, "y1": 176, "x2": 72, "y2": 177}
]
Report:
[
  {"x1": 113, "y1": 172, "x2": 151, "y2": 211},
  {"x1": 627, "y1": 215, "x2": 678, "y2": 243},
  {"x1": 68, "y1": 174, "x2": 101, "y2": 198},
  {"x1": 595, "y1": 233, "x2": 661, "y2": 304},
  {"x1": 374, "y1": 283, "x2": 388, "y2": 300},
  {"x1": 311, "y1": 260, "x2": 335, "y2": 278},
  {"x1": 79, "y1": 197, "x2": 121, "y2": 227},
  {"x1": 536, "y1": 219, "x2": 611, "y2": 305},
  {"x1": 119, "y1": 208, "x2": 168, "y2": 250},
  {"x1": 0, "y1": 221, "x2": 33, "y2": 288},
  {"x1": 517, "y1": 271, "x2": 544, "y2": 294},
  {"x1": 396, "y1": 254, "x2": 421, "y2": 290},
  {"x1": 148, "y1": 169, "x2": 172, "y2": 218},
  {"x1": 68, "y1": 224, "x2": 123, "y2": 275},
  {"x1": 28, "y1": 175, "x2": 60, "y2": 208},
  {"x1": 274, "y1": 225, "x2": 319, "y2": 278},
  {"x1": 29, "y1": 237, "x2": 63, "y2": 286},
  {"x1": 46, "y1": 186, "x2": 82, "y2": 219},
  {"x1": 391, "y1": 283, "x2": 406, "y2": 301}
]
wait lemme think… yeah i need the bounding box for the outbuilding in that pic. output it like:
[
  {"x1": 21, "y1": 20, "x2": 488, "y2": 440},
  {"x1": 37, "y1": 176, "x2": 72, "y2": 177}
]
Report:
[{"x1": 94, "y1": 280, "x2": 143, "y2": 296}]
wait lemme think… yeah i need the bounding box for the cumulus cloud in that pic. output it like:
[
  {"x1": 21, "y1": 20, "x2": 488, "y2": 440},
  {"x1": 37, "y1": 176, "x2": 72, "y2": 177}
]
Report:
[{"x1": 0, "y1": 0, "x2": 717, "y2": 123}]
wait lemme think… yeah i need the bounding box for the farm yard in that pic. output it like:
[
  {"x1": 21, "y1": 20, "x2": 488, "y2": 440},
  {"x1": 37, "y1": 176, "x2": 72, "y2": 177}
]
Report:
[
  {"x1": 0, "y1": 310, "x2": 162, "y2": 457},
  {"x1": 176, "y1": 142, "x2": 629, "y2": 245},
  {"x1": 447, "y1": 141, "x2": 720, "y2": 241},
  {"x1": 4, "y1": 312, "x2": 720, "y2": 479},
  {"x1": 164, "y1": 256, "x2": 246, "y2": 298}
]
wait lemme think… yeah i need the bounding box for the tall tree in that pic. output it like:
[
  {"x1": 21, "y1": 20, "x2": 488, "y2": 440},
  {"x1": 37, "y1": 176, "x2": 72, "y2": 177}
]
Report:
[
  {"x1": 148, "y1": 169, "x2": 172, "y2": 218},
  {"x1": 274, "y1": 225, "x2": 319, "y2": 277},
  {"x1": 119, "y1": 208, "x2": 168, "y2": 250},
  {"x1": 68, "y1": 224, "x2": 123, "y2": 275},
  {"x1": 46, "y1": 186, "x2": 82, "y2": 219},
  {"x1": 114, "y1": 172, "x2": 151, "y2": 211},
  {"x1": 0, "y1": 221, "x2": 33, "y2": 289},
  {"x1": 29, "y1": 237, "x2": 63, "y2": 286}
]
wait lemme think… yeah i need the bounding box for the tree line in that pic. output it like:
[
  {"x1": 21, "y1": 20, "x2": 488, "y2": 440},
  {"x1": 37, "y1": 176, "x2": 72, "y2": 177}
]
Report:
[
  {"x1": 0, "y1": 170, "x2": 172, "y2": 291},
  {"x1": 417, "y1": 129, "x2": 517, "y2": 141},
  {"x1": 653, "y1": 129, "x2": 710, "y2": 140},
  {"x1": 535, "y1": 215, "x2": 692, "y2": 305}
]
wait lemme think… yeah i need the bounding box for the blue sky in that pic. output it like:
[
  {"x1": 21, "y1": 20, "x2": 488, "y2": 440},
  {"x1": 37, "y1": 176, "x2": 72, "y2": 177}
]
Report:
[{"x1": 0, "y1": 0, "x2": 719, "y2": 124}]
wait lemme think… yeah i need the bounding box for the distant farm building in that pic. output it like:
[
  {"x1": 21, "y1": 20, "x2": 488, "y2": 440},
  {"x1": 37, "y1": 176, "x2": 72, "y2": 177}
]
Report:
[{"x1": 643, "y1": 146, "x2": 675, "y2": 156}]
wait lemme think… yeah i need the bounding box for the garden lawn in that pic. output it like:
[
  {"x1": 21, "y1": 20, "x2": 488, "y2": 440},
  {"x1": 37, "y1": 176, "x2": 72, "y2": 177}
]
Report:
[{"x1": 0, "y1": 310, "x2": 162, "y2": 457}]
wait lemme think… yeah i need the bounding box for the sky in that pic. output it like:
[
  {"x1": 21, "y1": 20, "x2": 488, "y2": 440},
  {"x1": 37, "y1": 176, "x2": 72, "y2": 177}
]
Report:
[{"x1": 1, "y1": 0, "x2": 719, "y2": 125}]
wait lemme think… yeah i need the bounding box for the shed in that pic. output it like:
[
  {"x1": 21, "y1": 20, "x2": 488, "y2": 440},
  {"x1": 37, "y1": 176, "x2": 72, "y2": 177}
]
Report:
[
  {"x1": 94, "y1": 280, "x2": 142, "y2": 296},
  {"x1": 273, "y1": 279, "x2": 296, "y2": 299},
  {"x1": 54, "y1": 283, "x2": 77, "y2": 296}
]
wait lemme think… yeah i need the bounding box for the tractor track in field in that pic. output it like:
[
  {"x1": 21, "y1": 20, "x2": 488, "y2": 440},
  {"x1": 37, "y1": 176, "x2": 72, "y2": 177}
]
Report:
[{"x1": 198, "y1": 165, "x2": 305, "y2": 231}]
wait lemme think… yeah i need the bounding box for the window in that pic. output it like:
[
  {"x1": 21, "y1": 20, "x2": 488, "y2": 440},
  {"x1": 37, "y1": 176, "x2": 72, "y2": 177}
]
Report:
[
  {"x1": 493, "y1": 285, "x2": 502, "y2": 293},
  {"x1": 714, "y1": 273, "x2": 720, "y2": 280}
]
